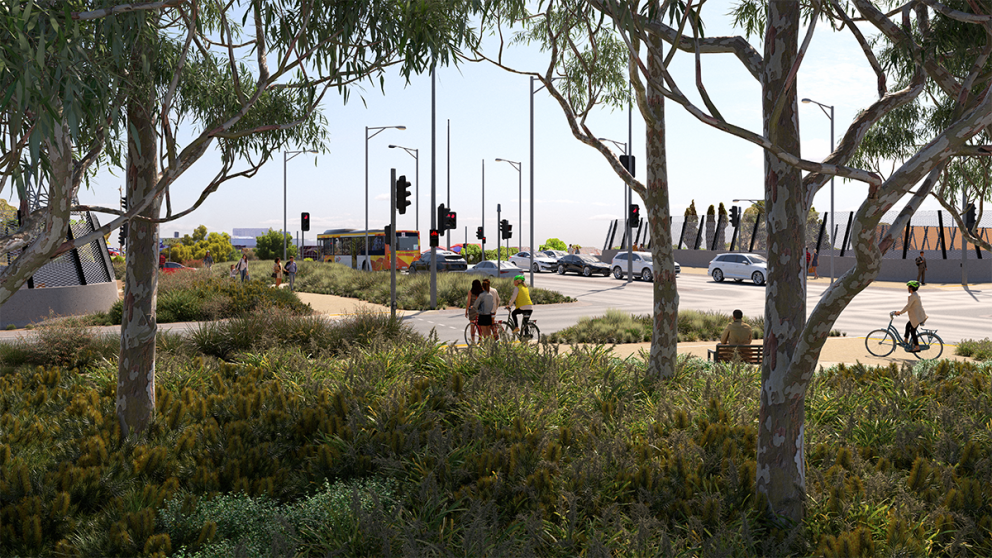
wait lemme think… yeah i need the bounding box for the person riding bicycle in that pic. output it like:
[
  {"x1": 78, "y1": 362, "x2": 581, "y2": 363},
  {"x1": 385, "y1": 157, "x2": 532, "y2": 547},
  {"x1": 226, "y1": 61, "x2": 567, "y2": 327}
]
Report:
[
  {"x1": 505, "y1": 275, "x2": 533, "y2": 333},
  {"x1": 893, "y1": 280, "x2": 928, "y2": 352}
]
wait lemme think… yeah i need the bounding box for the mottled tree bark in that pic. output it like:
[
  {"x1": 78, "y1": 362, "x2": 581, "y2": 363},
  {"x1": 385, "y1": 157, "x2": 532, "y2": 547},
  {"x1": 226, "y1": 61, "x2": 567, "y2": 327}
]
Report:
[
  {"x1": 756, "y1": 0, "x2": 807, "y2": 524},
  {"x1": 645, "y1": 34, "x2": 678, "y2": 378},
  {"x1": 117, "y1": 28, "x2": 161, "y2": 439}
]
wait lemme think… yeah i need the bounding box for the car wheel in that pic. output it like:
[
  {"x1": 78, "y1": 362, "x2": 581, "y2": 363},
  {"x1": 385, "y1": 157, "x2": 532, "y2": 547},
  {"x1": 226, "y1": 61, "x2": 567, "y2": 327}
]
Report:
[
  {"x1": 712, "y1": 268, "x2": 724, "y2": 282},
  {"x1": 532, "y1": 263, "x2": 540, "y2": 273},
  {"x1": 612, "y1": 267, "x2": 624, "y2": 279},
  {"x1": 603, "y1": 271, "x2": 610, "y2": 277},
  {"x1": 640, "y1": 268, "x2": 653, "y2": 282},
  {"x1": 582, "y1": 266, "x2": 592, "y2": 277},
  {"x1": 557, "y1": 264, "x2": 566, "y2": 275},
  {"x1": 752, "y1": 271, "x2": 765, "y2": 285}
]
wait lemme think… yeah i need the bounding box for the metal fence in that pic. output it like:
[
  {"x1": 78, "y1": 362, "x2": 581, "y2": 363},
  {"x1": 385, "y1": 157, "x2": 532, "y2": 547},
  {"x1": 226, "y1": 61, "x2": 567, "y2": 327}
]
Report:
[{"x1": 1, "y1": 210, "x2": 115, "y2": 287}]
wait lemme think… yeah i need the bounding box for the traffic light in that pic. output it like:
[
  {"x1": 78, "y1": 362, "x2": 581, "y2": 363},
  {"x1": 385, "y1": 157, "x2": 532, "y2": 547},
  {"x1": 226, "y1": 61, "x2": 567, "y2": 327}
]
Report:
[
  {"x1": 476, "y1": 226, "x2": 484, "y2": 240},
  {"x1": 429, "y1": 229, "x2": 440, "y2": 247},
  {"x1": 301, "y1": 212, "x2": 310, "y2": 232},
  {"x1": 119, "y1": 225, "x2": 127, "y2": 248},
  {"x1": 396, "y1": 175, "x2": 412, "y2": 214},
  {"x1": 965, "y1": 203, "x2": 977, "y2": 232},
  {"x1": 629, "y1": 204, "x2": 641, "y2": 228},
  {"x1": 437, "y1": 204, "x2": 456, "y2": 231},
  {"x1": 444, "y1": 209, "x2": 457, "y2": 230},
  {"x1": 384, "y1": 225, "x2": 392, "y2": 244},
  {"x1": 500, "y1": 219, "x2": 512, "y2": 239},
  {"x1": 730, "y1": 205, "x2": 740, "y2": 228}
]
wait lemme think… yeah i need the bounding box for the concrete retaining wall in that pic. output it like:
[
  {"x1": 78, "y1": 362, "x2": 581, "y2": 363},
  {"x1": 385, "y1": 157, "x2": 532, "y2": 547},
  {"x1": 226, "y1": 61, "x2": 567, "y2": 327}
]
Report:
[
  {"x1": 597, "y1": 249, "x2": 992, "y2": 284},
  {"x1": 0, "y1": 282, "x2": 119, "y2": 328}
]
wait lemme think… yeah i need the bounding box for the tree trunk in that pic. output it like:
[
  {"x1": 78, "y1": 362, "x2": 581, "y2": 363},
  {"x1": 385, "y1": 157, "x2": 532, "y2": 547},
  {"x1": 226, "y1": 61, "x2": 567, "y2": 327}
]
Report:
[
  {"x1": 645, "y1": 34, "x2": 678, "y2": 378},
  {"x1": 756, "y1": 0, "x2": 807, "y2": 525},
  {"x1": 117, "y1": 30, "x2": 161, "y2": 439}
]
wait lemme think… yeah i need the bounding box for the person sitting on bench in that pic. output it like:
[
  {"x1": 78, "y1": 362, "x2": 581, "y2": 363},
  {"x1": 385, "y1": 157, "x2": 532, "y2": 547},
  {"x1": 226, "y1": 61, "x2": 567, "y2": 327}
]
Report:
[{"x1": 720, "y1": 309, "x2": 753, "y2": 345}]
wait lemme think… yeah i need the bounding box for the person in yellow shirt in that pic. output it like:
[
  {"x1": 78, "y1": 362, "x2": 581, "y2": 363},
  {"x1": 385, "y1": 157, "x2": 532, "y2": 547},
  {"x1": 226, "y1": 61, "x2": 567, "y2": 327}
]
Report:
[
  {"x1": 720, "y1": 309, "x2": 753, "y2": 344},
  {"x1": 505, "y1": 275, "x2": 533, "y2": 333}
]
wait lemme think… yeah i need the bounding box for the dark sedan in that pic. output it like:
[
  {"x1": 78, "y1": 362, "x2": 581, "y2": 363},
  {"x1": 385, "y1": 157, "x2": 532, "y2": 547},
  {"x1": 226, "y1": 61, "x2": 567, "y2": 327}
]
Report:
[
  {"x1": 408, "y1": 250, "x2": 468, "y2": 273},
  {"x1": 556, "y1": 254, "x2": 611, "y2": 277}
]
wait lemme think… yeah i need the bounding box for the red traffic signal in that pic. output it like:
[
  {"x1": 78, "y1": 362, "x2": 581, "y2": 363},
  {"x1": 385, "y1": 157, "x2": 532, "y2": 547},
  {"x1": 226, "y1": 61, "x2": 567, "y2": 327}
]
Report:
[
  {"x1": 301, "y1": 212, "x2": 310, "y2": 232},
  {"x1": 429, "y1": 228, "x2": 440, "y2": 247}
]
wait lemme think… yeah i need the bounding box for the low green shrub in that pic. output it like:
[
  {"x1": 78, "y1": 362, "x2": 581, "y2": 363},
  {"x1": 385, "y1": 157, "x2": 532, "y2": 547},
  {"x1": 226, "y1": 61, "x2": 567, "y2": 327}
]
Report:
[
  {"x1": 547, "y1": 309, "x2": 767, "y2": 344},
  {"x1": 956, "y1": 338, "x2": 992, "y2": 361},
  {"x1": 0, "y1": 315, "x2": 117, "y2": 370}
]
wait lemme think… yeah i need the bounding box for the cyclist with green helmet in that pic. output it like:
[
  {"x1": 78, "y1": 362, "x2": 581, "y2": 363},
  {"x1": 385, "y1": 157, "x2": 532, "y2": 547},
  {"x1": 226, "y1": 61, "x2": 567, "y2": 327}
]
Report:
[
  {"x1": 505, "y1": 275, "x2": 533, "y2": 333},
  {"x1": 893, "y1": 280, "x2": 928, "y2": 352}
]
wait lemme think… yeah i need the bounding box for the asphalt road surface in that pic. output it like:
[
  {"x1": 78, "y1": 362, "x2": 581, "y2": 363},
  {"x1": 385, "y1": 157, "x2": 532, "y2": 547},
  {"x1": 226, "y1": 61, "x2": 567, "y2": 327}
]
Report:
[{"x1": 403, "y1": 269, "x2": 991, "y2": 344}]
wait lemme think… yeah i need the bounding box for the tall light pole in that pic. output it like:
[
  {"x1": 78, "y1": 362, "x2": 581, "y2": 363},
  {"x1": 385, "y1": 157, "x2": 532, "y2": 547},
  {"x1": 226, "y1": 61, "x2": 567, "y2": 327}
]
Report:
[
  {"x1": 388, "y1": 144, "x2": 419, "y2": 231},
  {"x1": 599, "y1": 137, "x2": 634, "y2": 283},
  {"x1": 495, "y1": 158, "x2": 522, "y2": 252},
  {"x1": 284, "y1": 149, "x2": 316, "y2": 261},
  {"x1": 802, "y1": 98, "x2": 835, "y2": 285},
  {"x1": 365, "y1": 125, "x2": 405, "y2": 269}
]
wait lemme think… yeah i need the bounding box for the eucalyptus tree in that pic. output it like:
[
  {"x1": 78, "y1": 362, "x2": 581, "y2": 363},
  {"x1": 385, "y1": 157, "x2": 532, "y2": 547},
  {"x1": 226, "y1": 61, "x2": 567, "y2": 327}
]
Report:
[
  {"x1": 1, "y1": 0, "x2": 495, "y2": 437},
  {"x1": 478, "y1": 0, "x2": 992, "y2": 524}
]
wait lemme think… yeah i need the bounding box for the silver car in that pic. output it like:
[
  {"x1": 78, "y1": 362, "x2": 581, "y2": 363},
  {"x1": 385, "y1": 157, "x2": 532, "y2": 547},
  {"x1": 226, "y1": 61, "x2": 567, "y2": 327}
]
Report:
[
  {"x1": 611, "y1": 251, "x2": 679, "y2": 281},
  {"x1": 467, "y1": 260, "x2": 526, "y2": 279},
  {"x1": 508, "y1": 251, "x2": 558, "y2": 272},
  {"x1": 708, "y1": 253, "x2": 767, "y2": 285}
]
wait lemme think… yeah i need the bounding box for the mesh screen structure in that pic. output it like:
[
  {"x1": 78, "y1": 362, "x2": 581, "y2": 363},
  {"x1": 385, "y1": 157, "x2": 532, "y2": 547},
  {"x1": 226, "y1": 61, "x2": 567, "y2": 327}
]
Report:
[{"x1": 1, "y1": 211, "x2": 115, "y2": 287}]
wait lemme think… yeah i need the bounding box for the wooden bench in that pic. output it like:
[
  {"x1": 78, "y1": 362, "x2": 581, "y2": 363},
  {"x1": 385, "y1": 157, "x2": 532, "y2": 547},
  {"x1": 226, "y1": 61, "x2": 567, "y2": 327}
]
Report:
[{"x1": 707, "y1": 344, "x2": 762, "y2": 364}]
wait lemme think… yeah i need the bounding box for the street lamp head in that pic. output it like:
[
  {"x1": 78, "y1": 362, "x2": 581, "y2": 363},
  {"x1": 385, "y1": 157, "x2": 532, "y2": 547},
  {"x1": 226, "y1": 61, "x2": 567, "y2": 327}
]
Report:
[
  {"x1": 801, "y1": 98, "x2": 812, "y2": 103},
  {"x1": 495, "y1": 158, "x2": 505, "y2": 162},
  {"x1": 395, "y1": 126, "x2": 407, "y2": 130},
  {"x1": 388, "y1": 145, "x2": 398, "y2": 148}
]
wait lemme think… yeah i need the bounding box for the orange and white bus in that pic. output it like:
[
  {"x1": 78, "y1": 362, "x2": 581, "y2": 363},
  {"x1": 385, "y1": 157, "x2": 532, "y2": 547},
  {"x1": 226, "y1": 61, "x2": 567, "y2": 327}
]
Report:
[{"x1": 316, "y1": 228, "x2": 420, "y2": 271}]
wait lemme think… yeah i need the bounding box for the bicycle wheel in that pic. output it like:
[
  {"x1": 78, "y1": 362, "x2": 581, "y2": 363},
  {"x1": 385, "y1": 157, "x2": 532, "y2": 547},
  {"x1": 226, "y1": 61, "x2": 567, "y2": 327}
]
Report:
[
  {"x1": 464, "y1": 323, "x2": 478, "y2": 345},
  {"x1": 494, "y1": 322, "x2": 513, "y2": 344},
  {"x1": 914, "y1": 331, "x2": 944, "y2": 360},
  {"x1": 518, "y1": 323, "x2": 541, "y2": 343},
  {"x1": 865, "y1": 329, "x2": 897, "y2": 357}
]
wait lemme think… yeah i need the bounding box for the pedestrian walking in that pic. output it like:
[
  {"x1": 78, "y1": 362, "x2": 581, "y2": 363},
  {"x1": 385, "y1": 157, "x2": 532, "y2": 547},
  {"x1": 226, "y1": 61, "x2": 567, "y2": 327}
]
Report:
[
  {"x1": 203, "y1": 251, "x2": 214, "y2": 270},
  {"x1": 229, "y1": 264, "x2": 237, "y2": 279},
  {"x1": 810, "y1": 249, "x2": 819, "y2": 279},
  {"x1": 272, "y1": 257, "x2": 284, "y2": 287},
  {"x1": 285, "y1": 256, "x2": 298, "y2": 291},
  {"x1": 915, "y1": 251, "x2": 927, "y2": 285},
  {"x1": 235, "y1": 254, "x2": 249, "y2": 282},
  {"x1": 471, "y1": 281, "x2": 496, "y2": 339}
]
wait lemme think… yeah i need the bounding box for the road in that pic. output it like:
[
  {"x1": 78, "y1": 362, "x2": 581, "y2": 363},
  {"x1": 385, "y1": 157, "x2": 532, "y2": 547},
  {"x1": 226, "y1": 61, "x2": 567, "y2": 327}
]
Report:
[{"x1": 403, "y1": 269, "x2": 992, "y2": 344}]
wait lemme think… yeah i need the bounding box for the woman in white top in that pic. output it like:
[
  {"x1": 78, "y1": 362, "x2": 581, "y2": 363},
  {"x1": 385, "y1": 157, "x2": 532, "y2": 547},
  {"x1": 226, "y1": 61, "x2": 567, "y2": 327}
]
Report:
[{"x1": 893, "y1": 280, "x2": 927, "y2": 352}]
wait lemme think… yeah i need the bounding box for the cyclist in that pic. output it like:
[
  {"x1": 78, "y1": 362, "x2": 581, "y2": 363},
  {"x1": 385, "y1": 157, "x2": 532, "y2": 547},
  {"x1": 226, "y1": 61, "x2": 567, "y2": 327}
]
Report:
[
  {"x1": 893, "y1": 280, "x2": 928, "y2": 352},
  {"x1": 505, "y1": 275, "x2": 533, "y2": 333}
]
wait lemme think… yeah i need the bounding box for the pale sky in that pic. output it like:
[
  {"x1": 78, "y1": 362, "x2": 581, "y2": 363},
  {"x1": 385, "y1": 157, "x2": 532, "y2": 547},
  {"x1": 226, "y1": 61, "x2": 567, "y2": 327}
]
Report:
[{"x1": 76, "y1": 2, "x2": 932, "y2": 250}]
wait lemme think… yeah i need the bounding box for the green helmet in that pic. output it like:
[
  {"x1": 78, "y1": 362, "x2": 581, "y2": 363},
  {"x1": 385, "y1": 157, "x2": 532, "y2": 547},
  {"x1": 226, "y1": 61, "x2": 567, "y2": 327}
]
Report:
[
  {"x1": 906, "y1": 280, "x2": 920, "y2": 289},
  {"x1": 513, "y1": 275, "x2": 525, "y2": 282}
]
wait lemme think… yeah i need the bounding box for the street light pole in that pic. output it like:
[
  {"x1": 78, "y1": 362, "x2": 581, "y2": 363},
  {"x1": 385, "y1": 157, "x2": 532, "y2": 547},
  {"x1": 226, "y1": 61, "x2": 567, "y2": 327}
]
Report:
[
  {"x1": 388, "y1": 145, "x2": 419, "y2": 232},
  {"x1": 283, "y1": 149, "x2": 315, "y2": 261},
  {"x1": 495, "y1": 158, "x2": 522, "y2": 253},
  {"x1": 365, "y1": 125, "x2": 405, "y2": 269},
  {"x1": 599, "y1": 137, "x2": 632, "y2": 283},
  {"x1": 528, "y1": 76, "x2": 563, "y2": 288},
  {"x1": 802, "y1": 98, "x2": 835, "y2": 285}
]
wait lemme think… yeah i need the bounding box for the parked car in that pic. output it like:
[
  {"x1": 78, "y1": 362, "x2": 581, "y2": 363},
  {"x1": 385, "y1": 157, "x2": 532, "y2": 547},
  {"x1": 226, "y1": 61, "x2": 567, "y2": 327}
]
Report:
[
  {"x1": 540, "y1": 250, "x2": 568, "y2": 261},
  {"x1": 708, "y1": 253, "x2": 767, "y2": 285},
  {"x1": 508, "y1": 251, "x2": 558, "y2": 273},
  {"x1": 161, "y1": 262, "x2": 195, "y2": 273},
  {"x1": 408, "y1": 250, "x2": 468, "y2": 273},
  {"x1": 467, "y1": 260, "x2": 525, "y2": 279},
  {"x1": 107, "y1": 247, "x2": 122, "y2": 257},
  {"x1": 610, "y1": 251, "x2": 680, "y2": 281},
  {"x1": 556, "y1": 254, "x2": 611, "y2": 277}
]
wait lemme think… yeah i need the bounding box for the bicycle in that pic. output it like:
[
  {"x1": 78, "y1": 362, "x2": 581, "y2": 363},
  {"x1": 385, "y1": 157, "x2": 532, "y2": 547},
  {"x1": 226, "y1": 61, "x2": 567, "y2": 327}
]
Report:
[
  {"x1": 464, "y1": 313, "x2": 511, "y2": 345},
  {"x1": 865, "y1": 312, "x2": 943, "y2": 360},
  {"x1": 503, "y1": 308, "x2": 542, "y2": 343}
]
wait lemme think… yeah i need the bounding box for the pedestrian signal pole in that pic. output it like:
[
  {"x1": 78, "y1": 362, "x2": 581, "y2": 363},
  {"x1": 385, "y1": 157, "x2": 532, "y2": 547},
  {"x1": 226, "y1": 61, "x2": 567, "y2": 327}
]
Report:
[{"x1": 389, "y1": 169, "x2": 397, "y2": 319}]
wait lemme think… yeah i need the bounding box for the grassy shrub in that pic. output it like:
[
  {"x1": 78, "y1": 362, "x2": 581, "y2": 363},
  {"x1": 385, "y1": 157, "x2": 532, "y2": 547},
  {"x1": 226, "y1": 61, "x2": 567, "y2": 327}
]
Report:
[
  {"x1": 0, "y1": 315, "x2": 118, "y2": 370},
  {"x1": 3, "y1": 331, "x2": 991, "y2": 556},
  {"x1": 548, "y1": 309, "x2": 767, "y2": 344},
  {"x1": 287, "y1": 260, "x2": 573, "y2": 310},
  {"x1": 107, "y1": 272, "x2": 311, "y2": 324},
  {"x1": 957, "y1": 338, "x2": 992, "y2": 361}
]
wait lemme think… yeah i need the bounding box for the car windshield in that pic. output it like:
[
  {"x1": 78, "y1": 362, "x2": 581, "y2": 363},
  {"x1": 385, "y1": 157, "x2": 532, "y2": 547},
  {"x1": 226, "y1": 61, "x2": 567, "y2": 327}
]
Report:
[
  {"x1": 544, "y1": 250, "x2": 566, "y2": 258},
  {"x1": 641, "y1": 255, "x2": 652, "y2": 262},
  {"x1": 578, "y1": 256, "x2": 600, "y2": 263}
]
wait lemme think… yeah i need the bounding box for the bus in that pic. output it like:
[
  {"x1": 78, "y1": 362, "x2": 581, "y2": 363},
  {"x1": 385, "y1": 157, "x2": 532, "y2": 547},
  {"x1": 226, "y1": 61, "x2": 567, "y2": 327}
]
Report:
[{"x1": 316, "y1": 228, "x2": 420, "y2": 271}]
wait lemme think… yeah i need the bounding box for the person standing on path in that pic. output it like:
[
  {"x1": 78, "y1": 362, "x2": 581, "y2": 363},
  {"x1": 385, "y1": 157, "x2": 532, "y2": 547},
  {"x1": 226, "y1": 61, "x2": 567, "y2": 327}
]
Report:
[
  {"x1": 285, "y1": 256, "x2": 298, "y2": 291},
  {"x1": 471, "y1": 281, "x2": 496, "y2": 339},
  {"x1": 915, "y1": 251, "x2": 927, "y2": 285},
  {"x1": 203, "y1": 251, "x2": 213, "y2": 270},
  {"x1": 465, "y1": 279, "x2": 483, "y2": 343},
  {"x1": 810, "y1": 249, "x2": 819, "y2": 279}
]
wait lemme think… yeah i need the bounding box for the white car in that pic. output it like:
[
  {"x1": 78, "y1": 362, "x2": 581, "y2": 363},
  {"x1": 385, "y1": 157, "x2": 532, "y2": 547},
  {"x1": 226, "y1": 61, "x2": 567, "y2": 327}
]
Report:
[
  {"x1": 508, "y1": 251, "x2": 558, "y2": 273},
  {"x1": 467, "y1": 260, "x2": 526, "y2": 279},
  {"x1": 708, "y1": 253, "x2": 767, "y2": 285},
  {"x1": 540, "y1": 250, "x2": 568, "y2": 261},
  {"x1": 610, "y1": 251, "x2": 680, "y2": 281}
]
